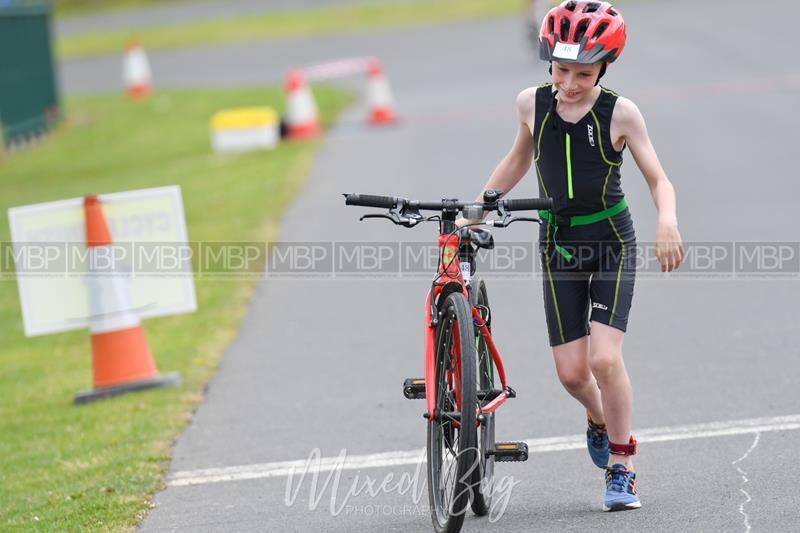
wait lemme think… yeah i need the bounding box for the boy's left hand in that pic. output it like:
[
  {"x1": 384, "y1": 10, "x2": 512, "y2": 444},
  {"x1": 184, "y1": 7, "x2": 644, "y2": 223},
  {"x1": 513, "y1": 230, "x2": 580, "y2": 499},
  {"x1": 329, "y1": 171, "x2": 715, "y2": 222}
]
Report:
[{"x1": 655, "y1": 220, "x2": 684, "y2": 272}]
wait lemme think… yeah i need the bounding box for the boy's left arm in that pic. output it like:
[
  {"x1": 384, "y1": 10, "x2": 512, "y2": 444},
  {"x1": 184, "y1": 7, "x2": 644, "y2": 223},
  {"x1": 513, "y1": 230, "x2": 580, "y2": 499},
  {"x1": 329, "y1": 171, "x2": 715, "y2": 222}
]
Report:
[{"x1": 616, "y1": 97, "x2": 685, "y2": 272}]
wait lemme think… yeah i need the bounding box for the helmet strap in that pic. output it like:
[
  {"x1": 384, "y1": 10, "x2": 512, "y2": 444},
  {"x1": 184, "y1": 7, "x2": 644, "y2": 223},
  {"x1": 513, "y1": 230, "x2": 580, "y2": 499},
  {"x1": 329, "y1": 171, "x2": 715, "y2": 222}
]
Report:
[{"x1": 595, "y1": 62, "x2": 608, "y2": 86}]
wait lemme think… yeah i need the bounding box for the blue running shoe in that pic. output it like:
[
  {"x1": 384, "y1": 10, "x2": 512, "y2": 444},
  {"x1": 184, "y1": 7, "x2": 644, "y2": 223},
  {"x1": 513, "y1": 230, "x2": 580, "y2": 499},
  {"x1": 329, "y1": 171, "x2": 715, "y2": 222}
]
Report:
[
  {"x1": 603, "y1": 464, "x2": 641, "y2": 512},
  {"x1": 587, "y1": 415, "x2": 609, "y2": 469}
]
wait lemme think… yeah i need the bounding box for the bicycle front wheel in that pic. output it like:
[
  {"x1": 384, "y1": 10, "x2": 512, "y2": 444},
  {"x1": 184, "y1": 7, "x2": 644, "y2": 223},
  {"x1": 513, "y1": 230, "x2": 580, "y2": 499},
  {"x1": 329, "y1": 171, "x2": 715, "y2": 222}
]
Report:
[{"x1": 427, "y1": 292, "x2": 478, "y2": 533}]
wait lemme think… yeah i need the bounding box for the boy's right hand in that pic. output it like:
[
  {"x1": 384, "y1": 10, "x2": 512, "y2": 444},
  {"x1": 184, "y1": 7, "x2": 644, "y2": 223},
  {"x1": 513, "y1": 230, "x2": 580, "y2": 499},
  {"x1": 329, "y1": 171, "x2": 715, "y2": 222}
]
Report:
[{"x1": 455, "y1": 217, "x2": 480, "y2": 229}]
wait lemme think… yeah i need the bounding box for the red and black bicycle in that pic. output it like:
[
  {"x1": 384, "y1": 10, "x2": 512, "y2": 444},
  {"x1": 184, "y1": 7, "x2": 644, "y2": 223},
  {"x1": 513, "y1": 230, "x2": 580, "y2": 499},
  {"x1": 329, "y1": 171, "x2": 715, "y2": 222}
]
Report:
[{"x1": 344, "y1": 190, "x2": 553, "y2": 533}]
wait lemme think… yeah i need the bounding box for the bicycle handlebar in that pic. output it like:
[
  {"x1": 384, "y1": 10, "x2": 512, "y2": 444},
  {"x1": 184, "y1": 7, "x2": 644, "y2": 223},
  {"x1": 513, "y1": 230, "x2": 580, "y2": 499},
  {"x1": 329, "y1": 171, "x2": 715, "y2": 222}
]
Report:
[
  {"x1": 344, "y1": 194, "x2": 399, "y2": 209},
  {"x1": 503, "y1": 197, "x2": 552, "y2": 211},
  {"x1": 343, "y1": 193, "x2": 553, "y2": 212}
]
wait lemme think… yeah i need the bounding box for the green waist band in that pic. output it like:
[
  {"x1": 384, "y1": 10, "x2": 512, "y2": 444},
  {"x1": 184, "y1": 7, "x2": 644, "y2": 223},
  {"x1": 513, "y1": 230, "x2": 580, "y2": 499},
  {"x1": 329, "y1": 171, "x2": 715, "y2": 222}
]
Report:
[
  {"x1": 538, "y1": 197, "x2": 628, "y2": 228},
  {"x1": 538, "y1": 198, "x2": 628, "y2": 262}
]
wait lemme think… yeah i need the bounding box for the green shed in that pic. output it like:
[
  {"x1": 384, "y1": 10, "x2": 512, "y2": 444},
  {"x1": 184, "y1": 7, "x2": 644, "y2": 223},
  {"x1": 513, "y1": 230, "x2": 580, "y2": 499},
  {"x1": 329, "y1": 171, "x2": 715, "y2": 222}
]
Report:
[{"x1": 0, "y1": 1, "x2": 61, "y2": 149}]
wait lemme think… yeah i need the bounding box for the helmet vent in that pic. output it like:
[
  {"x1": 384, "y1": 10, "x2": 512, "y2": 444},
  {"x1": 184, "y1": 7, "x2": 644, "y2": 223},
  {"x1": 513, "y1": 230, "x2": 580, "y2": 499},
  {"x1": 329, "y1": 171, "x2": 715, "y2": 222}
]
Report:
[
  {"x1": 565, "y1": 1, "x2": 577, "y2": 12},
  {"x1": 592, "y1": 21, "x2": 609, "y2": 39},
  {"x1": 584, "y1": 2, "x2": 601, "y2": 13},
  {"x1": 608, "y1": 8, "x2": 618, "y2": 16},
  {"x1": 575, "y1": 19, "x2": 591, "y2": 42},
  {"x1": 547, "y1": 15, "x2": 555, "y2": 34},
  {"x1": 560, "y1": 17, "x2": 571, "y2": 41}
]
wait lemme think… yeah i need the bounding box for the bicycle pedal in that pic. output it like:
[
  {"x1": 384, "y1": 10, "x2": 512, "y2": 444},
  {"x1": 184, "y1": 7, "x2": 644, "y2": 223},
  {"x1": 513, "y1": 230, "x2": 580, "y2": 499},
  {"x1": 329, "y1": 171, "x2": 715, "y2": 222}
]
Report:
[
  {"x1": 403, "y1": 378, "x2": 426, "y2": 399},
  {"x1": 491, "y1": 441, "x2": 529, "y2": 462},
  {"x1": 477, "y1": 388, "x2": 503, "y2": 402}
]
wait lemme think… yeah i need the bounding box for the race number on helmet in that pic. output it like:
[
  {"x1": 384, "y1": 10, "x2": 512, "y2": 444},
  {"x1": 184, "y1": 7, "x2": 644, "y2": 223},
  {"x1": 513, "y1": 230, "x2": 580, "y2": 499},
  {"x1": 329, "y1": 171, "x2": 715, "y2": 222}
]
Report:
[{"x1": 539, "y1": 1, "x2": 626, "y2": 64}]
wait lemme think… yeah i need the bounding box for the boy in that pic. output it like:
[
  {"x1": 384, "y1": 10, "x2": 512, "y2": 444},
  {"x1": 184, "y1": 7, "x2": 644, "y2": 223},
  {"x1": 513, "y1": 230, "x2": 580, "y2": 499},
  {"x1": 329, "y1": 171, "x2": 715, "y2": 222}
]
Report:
[{"x1": 462, "y1": 1, "x2": 684, "y2": 511}]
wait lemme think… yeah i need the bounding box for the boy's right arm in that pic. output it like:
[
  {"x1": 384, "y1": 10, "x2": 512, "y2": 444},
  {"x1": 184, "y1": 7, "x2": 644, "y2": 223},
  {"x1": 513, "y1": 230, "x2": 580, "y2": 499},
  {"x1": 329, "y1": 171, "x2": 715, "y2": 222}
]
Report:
[{"x1": 459, "y1": 88, "x2": 537, "y2": 226}]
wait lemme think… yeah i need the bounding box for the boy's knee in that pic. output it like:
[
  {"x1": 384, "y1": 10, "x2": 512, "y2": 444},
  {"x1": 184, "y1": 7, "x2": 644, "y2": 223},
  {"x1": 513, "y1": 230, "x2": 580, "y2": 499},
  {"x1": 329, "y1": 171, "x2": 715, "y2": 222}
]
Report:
[
  {"x1": 589, "y1": 351, "x2": 622, "y2": 381},
  {"x1": 557, "y1": 369, "x2": 592, "y2": 392}
]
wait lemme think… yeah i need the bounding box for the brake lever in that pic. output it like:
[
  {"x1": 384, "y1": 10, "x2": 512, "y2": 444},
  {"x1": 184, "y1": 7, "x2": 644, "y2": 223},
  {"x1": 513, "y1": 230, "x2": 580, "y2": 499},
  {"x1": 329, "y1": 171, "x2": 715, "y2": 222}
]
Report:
[
  {"x1": 360, "y1": 213, "x2": 399, "y2": 223},
  {"x1": 359, "y1": 212, "x2": 421, "y2": 227},
  {"x1": 506, "y1": 217, "x2": 542, "y2": 226},
  {"x1": 485, "y1": 217, "x2": 542, "y2": 228}
]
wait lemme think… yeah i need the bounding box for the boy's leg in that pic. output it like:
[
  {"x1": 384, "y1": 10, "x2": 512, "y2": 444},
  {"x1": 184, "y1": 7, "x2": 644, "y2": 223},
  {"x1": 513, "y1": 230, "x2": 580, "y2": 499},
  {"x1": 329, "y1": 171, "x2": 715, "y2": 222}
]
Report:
[
  {"x1": 542, "y1": 244, "x2": 612, "y2": 467},
  {"x1": 589, "y1": 320, "x2": 640, "y2": 511},
  {"x1": 588, "y1": 320, "x2": 634, "y2": 469},
  {"x1": 552, "y1": 336, "x2": 604, "y2": 424},
  {"x1": 552, "y1": 337, "x2": 610, "y2": 469},
  {"x1": 587, "y1": 233, "x2": 639, "y2": 510}
]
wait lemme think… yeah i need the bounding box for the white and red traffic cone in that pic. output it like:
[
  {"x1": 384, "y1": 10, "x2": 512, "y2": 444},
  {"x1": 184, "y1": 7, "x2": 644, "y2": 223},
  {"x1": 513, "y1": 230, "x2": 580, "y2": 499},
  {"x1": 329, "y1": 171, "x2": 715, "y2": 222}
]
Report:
[
  {"x1": 366, "y1": 58, "x2": 397, "y2": 125},
  {"x1": 124, "y1": 36, "x2": 152, "y2": 100},
  {"x1": 284, "y1": 69, "x2": 320, "y2": 139},
  {"x1": 74, "y1": 195, "x2": 179, "y2": 404}
]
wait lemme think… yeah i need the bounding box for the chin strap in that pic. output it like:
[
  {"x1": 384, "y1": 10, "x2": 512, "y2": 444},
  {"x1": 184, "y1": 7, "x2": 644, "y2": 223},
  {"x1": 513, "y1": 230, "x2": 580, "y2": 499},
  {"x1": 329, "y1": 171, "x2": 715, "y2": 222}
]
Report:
[{"x1": 608, "y1": 435, "x2": 638, "y2": 456}]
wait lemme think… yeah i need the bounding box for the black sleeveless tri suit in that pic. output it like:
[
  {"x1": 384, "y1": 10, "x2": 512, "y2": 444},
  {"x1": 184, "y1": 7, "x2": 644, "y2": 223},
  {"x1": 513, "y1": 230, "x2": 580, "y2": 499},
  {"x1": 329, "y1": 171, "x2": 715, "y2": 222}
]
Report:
[{"x1": 532, "y1": 84, "x2": 636, "y2": 346}]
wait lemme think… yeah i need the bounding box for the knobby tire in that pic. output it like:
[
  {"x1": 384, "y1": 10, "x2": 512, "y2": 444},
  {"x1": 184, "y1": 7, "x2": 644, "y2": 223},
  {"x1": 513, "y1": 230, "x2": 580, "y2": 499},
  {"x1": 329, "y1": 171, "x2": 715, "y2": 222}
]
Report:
[{"x1": 427, "y1": 292, "x2": 478, "y2": 533}]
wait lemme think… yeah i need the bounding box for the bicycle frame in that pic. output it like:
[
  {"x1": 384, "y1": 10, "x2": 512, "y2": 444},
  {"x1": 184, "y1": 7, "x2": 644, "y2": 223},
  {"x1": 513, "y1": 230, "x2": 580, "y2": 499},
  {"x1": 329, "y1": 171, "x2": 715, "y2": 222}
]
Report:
[
  {"x1": 344, "y1": 190, "x2": 544, "y2": 531},
  {"x1": 423, "y1": 230, "x2": 511, "y2": 426}
]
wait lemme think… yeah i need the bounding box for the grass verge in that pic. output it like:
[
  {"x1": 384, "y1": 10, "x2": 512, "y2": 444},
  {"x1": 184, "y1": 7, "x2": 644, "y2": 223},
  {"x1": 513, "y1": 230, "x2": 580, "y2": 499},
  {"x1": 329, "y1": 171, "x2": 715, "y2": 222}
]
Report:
[
  {"x1": 54, "y1": 0, "x2": 188, "y2": 18},
  {"x1": 0, "y1": 86, "x2": 353, "y2": 532},
  {"x1": 58, "y1": 0, "x2": 524, "y2": 59}
]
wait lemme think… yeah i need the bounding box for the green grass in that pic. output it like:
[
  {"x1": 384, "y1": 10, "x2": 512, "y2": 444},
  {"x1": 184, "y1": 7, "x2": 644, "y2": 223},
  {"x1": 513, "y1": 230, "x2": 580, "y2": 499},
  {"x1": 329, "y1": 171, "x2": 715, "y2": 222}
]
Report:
[
  {"x1": 53, "y1": 0, "x2": 188, "y2": 17},
  {"x1": 0, "y1": 86, "x2": 353, "y2": 532},
  {"x1": 57, "y1": 0, "x2": 525, "y2": 59}
]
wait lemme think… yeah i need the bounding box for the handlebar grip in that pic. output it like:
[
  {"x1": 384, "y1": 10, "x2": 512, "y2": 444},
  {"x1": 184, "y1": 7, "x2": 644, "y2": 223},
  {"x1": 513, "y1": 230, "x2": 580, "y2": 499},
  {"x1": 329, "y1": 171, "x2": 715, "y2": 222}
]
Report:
[
  {"x1": 344, "y1": 194, "x2": 399, "y2": 209},
  {"x1": 503, "y1": 197, "x2": 553, "y2": 211}
]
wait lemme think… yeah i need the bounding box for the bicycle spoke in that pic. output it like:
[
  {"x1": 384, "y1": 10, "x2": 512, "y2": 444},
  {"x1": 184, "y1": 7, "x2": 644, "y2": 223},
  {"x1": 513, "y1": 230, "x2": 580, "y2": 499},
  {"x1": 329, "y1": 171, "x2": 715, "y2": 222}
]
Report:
[{"x1": 441, "y1": 451, "x2": 456, "y2": 510}]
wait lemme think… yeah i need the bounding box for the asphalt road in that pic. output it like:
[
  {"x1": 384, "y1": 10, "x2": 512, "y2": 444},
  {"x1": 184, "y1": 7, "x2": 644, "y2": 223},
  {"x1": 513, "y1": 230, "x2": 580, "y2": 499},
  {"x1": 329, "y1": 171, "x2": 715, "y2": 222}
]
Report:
[{"x1": 58, "y1": 0, "x2": 800, "y2": 530}]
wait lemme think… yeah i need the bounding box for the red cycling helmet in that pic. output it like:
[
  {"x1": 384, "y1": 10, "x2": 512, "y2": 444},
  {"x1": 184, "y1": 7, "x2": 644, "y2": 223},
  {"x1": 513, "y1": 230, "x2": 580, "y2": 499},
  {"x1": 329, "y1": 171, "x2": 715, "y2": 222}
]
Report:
[{"x1": 539, "y1": 1, "x2": 626, "y2": 64}]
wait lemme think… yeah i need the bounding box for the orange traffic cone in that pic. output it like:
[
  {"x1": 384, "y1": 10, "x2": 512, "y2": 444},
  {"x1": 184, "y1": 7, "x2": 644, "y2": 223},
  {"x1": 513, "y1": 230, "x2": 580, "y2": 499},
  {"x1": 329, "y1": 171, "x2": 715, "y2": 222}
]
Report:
[
  {"x1": 124, "y1": 36, "x2": 152, "y2": 100},
  {"x1": 284, "y1": 69, "x2": 320, "y2": 139},
  {"x1": 366, "y1": 58, "x2": 397, "y2": 125},
  {"x1": 74, "y1": 195, "x2": 179, "y2": 404}
]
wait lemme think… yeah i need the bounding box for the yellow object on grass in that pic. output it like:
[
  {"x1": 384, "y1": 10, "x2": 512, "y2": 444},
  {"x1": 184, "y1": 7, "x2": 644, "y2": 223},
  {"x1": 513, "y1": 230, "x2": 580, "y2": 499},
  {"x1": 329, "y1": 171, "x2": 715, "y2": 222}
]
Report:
[
  {"x1": 210, "y1": 107, "x2": 279, "y2": 130},
  {"x1": 210, "y1": 107, "x2": 280, "y2": 153}
]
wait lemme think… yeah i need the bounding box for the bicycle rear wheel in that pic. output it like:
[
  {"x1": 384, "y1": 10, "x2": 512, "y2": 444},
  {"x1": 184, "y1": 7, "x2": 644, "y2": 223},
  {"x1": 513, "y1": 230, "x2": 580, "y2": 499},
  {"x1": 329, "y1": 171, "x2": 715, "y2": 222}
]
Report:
[
  {"x1": 427, "y1": 292, "x2": 478, "y2": 533},
  {"x1": 469, "y1": 278, "x2": 495, "y2": 516}
]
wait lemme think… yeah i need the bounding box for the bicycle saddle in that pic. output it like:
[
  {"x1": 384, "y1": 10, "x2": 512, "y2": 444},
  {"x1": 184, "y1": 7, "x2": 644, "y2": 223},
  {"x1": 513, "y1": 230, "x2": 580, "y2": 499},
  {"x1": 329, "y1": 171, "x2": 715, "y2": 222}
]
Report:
[{"x1": 470, "y1": 228, "x2": 494, "y2": 250}]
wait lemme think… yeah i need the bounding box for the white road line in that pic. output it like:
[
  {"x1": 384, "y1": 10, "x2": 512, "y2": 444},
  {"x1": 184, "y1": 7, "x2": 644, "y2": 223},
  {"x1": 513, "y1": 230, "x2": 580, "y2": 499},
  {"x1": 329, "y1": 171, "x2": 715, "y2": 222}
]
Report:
[
  {"x1": 732, "y1": 432, "x2": 761, "y2": 533},
  {"x1": 167, "y1": 413, "x2": 800, "y2": 488}
]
